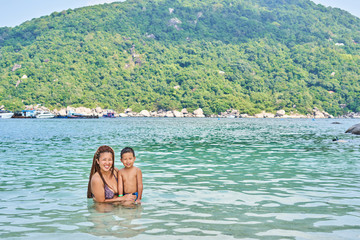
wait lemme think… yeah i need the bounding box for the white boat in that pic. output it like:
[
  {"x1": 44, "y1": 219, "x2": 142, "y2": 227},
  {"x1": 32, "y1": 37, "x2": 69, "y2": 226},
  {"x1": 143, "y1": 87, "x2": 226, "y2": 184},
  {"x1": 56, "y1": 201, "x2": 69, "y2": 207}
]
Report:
[
  {"x1": 35, "y1": 111, "x2": 55, "y2": 118},
  {"x1": 0, "y1": 111, "x2": 14, "y2": 119}
]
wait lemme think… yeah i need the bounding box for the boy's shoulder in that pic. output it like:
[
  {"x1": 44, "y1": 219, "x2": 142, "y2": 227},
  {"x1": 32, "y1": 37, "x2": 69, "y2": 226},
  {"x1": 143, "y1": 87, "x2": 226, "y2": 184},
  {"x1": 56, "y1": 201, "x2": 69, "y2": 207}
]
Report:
[
  {"x1": 119, "y1": 166, "x2": 140, "y2": 173},
  {"x1": 132, "y1": 166, "x2": 141, "y2": 173}
]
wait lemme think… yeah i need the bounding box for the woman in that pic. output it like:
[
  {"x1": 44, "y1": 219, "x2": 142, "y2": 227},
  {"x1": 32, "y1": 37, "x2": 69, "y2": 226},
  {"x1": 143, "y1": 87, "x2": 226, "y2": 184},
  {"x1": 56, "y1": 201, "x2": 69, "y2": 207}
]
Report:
[{"x1": 87, "y1": 145, "x2": 136, "y2": 202}]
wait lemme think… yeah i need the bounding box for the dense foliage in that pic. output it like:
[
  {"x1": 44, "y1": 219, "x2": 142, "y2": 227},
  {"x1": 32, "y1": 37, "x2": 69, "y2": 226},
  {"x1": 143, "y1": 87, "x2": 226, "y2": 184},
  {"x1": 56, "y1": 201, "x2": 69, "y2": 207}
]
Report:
[{"x1": 1, "y1": 0, "x2": 360, "y2": 115}]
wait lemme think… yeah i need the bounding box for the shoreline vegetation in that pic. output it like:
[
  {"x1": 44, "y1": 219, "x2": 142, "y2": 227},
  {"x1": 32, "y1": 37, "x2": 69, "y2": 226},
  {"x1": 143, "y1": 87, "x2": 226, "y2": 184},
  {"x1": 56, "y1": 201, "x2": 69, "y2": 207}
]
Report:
[{"x1": 3, "y1": 104, "x2": 360, "y2": 119}]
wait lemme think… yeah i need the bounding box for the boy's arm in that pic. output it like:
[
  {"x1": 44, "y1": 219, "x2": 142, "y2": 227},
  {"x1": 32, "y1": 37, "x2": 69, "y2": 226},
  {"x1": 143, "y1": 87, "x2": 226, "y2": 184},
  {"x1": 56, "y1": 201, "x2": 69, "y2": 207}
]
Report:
[
  {"x1": 136, "y1": 168, "x2": 143, "y2": 201},
  {"x1": 117, "y1": 170, "x2": 123, "y2": 196}
]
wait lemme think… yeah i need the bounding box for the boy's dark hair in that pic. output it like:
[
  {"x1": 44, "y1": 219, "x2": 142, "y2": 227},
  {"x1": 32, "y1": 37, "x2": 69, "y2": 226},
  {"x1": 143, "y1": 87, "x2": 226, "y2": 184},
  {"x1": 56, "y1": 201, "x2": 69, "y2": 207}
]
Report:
[{"x1": 121, "y1": 147, "x2": 135, "y2": 158}]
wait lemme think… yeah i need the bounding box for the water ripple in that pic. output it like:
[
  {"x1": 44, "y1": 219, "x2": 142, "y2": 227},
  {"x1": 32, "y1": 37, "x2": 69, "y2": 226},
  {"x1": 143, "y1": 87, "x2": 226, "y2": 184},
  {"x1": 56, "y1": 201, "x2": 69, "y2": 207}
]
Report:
[{"x1": 0, "y1": 118, "x2": 360, "y2": 239}]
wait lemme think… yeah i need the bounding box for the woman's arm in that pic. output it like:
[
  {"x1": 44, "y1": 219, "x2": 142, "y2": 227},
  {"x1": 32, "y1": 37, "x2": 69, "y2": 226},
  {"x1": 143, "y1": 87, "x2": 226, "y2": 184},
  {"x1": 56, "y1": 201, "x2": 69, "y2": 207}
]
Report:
[
  {"x1": 91, "y1": 174, "x2": 136, "y2": 203},
  {"x1": 91, "y1": 174, "x2": 107, "y2": 202},
  {"x1": 95, "y1": 194, "x2": 136, "y2": 203},
  {"x1": 136, "y1": 168, "x2": 143, "y2": 202}
]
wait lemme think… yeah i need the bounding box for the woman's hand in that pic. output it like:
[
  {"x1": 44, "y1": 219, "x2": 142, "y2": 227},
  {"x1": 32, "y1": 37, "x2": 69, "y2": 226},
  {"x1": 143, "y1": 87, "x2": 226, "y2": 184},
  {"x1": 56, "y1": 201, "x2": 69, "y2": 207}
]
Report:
[{"x1": 119, "y1": 194, "x2": 136, "y2": 201}]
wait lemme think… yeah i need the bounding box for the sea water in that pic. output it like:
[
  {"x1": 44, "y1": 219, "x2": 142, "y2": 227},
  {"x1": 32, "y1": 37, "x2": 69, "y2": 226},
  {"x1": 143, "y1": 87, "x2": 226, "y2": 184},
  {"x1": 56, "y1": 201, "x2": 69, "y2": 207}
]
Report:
[{"x1": 0, "y1": 117, "x2": 359, "y2": 240}]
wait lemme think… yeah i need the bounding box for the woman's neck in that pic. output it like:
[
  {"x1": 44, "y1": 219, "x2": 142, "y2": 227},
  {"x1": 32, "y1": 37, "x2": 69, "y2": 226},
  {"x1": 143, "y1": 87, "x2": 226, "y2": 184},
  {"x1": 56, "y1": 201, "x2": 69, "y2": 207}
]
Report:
[{"x1": 100, "y1": 169, "x2": 112, "y2": 178}]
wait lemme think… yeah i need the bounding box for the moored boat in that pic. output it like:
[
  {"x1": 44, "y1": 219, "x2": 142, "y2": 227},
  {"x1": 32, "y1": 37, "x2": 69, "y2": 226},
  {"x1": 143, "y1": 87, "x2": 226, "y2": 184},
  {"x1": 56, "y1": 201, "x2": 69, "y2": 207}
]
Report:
[
  {"x1": 0, "y1": 110, "x2": 14, "y2": 119},
  {"x1": 35, "y1": 111, "x2": 55, "y2": 118},
  {"x1": 12, "y1": 110, "x2": 37, "y2": 118},
  {"x1": 22, "y1": 110, "x2": 37, "y2": 118},
  {"x1": 58, "y1": 110, "x2": 98, "y2": 118},
  {"x1": 103, "y1": 110, "x2": 115, "y2": 118}
]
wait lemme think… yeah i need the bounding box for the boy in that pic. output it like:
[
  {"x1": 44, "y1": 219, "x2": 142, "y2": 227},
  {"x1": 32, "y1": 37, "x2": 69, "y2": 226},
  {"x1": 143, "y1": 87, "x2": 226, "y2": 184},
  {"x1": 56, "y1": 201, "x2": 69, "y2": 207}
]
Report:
[{"x1": 118, "y1": 147, "x2": 143, "y2": 203}]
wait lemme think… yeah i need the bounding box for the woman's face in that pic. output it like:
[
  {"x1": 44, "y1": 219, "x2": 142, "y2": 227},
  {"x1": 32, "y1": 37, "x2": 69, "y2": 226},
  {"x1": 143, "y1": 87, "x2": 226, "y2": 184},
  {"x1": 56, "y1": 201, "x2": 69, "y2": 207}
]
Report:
[{"x1": 97, "y1": 152, "x2": 113, "y2": 172}]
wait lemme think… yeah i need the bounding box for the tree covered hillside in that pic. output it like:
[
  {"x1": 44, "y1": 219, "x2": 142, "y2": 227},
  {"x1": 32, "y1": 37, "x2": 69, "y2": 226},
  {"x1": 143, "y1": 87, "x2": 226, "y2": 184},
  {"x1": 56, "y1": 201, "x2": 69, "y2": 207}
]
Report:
[{"x1": 0, "y1": 0, "x2": 360, "y2": 115}]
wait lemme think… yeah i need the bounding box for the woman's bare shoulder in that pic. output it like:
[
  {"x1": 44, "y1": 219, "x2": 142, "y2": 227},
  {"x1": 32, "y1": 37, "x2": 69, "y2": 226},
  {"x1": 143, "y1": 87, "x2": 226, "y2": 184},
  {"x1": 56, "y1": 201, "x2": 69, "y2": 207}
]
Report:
[{"x1": 91, "y1": 172, "x2": 101, "y2": 182}]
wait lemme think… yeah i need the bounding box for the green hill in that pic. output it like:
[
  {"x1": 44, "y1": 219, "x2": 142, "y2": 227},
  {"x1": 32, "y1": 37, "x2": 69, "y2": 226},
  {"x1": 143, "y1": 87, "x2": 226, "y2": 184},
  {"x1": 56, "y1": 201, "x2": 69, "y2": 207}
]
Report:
[{"x1": 1, "y1": 0, "x2": 360, "y2": 116}]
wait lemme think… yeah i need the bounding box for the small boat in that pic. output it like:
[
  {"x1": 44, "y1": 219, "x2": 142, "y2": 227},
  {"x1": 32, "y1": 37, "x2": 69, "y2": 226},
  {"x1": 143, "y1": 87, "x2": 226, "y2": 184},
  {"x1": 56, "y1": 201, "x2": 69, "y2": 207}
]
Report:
[
  {"x1": 21, "y1": 110, "x2": 37, "y2": 118},
  {"x1": 103, "y1": 110, "x2": 115, "y2": 118},
  {"x1": 35, "y1": 111, "x2": 55, "y2": 118},
  {"x1": 0, "y1": 110, "x2": 14, "y2": 119},
  {"x1": 66, "y1": 111, "x2": 84, "y2": 118},
  {"x1": 12, "y1": 110, "x2": 36, "y2": 118},
  {"x1": 56, "y1": 110, "x2": 99, "y2": 119}
]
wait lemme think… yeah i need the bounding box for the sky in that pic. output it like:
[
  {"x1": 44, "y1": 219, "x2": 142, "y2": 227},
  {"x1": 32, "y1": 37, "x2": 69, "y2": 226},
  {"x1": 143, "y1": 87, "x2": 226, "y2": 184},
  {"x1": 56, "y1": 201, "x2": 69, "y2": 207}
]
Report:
[
  {"x1": 0, "y1": 0, "x2": 120, "y2": 28},
  {"x1": 0, "y1": 0, "x2": 359, "y2": 28},
  {"x1": 311, "y1": 0, "x2": 360, "y2": 18}
]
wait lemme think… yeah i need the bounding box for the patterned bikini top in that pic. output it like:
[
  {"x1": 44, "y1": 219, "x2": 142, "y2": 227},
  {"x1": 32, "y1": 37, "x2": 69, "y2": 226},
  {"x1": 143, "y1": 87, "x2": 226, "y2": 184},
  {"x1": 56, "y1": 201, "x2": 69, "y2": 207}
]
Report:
[{"x1": 104, "y1": 174, "x2": 118, "y2": 199}]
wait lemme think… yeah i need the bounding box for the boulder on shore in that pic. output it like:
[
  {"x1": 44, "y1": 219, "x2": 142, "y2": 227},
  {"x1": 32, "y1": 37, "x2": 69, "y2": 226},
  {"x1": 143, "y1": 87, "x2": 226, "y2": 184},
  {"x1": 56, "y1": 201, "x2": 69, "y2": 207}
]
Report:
[
  {"x1": 313, "y1": 107, "x2": 333, "y2": 118},
  {"x1": 156, "y1": 111, "x2": 166, "y2": 117},
  {"x1": 193, "y1": 108, "x2": 205, "y2": 117},
  {"x1": 124, "y1": 108, "x2": 132, "y2": 113},
  {"x1": 95, "y1": 107, "x2": 102, "y2": 113},
  {"x1": 345, "y1": 123, "x2": 360, "y2": 135},
  {"x1": 119, "y1": 113, "x2": 128, "y2": 117},
  {"x1": 58, "y1": 108, "x2": 67, "y2": 116},
  {"x1": 255, "y1": 111, "x2": 274, "y2": 118},
  {"x1": 75, "y1": 107, "x2": 92, "y2": 116},
  {"x1": 139, "y1": 110, "x2": 150, "y2": 117},
  {"x1": 173, "y1": 110, "x2": 183, "y2": 118},
  {"x1": 275, "y1": 109, "x2": 286, "y2": 117},
  {"x1": 165, "y1": 111, "x2": 174, "y2": 117}
]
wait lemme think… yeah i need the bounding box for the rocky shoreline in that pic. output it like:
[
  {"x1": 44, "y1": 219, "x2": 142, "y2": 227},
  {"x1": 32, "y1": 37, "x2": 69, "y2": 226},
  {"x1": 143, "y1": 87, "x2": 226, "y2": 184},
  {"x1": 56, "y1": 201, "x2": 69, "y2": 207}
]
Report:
[
  {"x1": 16, "y1": 104, "x2": 360, "y2": 119},
  {"x1": 3, "y1": 104, "x2": 360, "y2": 119}
]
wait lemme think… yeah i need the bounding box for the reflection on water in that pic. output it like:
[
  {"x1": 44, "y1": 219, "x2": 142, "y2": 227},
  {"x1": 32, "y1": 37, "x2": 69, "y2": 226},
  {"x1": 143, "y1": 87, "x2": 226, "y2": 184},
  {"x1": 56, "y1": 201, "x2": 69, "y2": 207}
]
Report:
[
  {"x1": 0, "y1": 118, "x2": 360, "y2": 239},
  {"x1": 86, "y1": 201, "x2": 144, "y2": 238}
]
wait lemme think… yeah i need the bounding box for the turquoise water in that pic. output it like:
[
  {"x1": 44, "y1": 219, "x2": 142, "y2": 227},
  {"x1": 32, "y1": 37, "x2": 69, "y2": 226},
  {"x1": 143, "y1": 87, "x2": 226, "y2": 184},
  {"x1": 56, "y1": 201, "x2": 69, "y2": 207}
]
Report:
[{"x1": 0, "y1": 118, "x2": 360, "y2": 240}]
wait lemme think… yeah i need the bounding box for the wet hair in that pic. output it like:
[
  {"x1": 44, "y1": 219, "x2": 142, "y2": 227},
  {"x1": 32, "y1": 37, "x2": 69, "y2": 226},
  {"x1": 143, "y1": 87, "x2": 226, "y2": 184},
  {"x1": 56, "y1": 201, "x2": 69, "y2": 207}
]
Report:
[
  {"x1": 121, "y1": 147, "x2": 135, "y2": 158},
  {"x1": 87, "y1": 145, "x2": 115, "y2": 198}
]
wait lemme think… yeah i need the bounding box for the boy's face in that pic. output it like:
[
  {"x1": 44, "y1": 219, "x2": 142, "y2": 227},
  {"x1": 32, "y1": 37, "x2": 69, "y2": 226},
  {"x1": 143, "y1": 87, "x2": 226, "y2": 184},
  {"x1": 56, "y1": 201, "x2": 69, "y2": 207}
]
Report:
[{"x1": 121, "y1": 152, "x2": 136, "y2": 168}]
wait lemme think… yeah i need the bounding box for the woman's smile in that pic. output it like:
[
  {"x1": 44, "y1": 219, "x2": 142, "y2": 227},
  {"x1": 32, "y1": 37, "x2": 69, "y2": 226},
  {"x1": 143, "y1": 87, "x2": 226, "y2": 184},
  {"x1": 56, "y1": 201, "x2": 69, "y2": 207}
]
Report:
[{"x1": 98, "y1": 152, "x2": 113, "y2": 172}]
